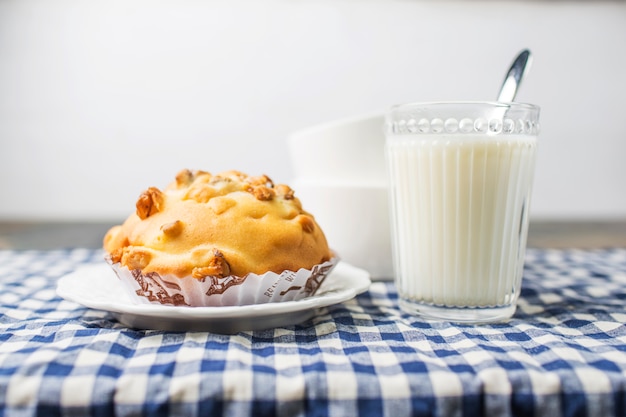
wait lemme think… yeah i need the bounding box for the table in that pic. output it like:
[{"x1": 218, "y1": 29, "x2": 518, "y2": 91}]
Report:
[
  {"x1": 1, "y1": 248, "x2": 626, "y2": 416},
  {"x1": 3, "y1": 220, "x2": 626, "y2": 250}
]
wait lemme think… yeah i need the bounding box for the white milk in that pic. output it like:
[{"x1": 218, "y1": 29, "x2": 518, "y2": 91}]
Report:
[{"x1": 386, "y1": 134, "x2": 537, "y2": 308}]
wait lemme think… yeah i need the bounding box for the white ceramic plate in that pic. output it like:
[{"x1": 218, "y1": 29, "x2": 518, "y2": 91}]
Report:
[{"x1": 56, "y1": 262, "x2": 371, "y2": 334}]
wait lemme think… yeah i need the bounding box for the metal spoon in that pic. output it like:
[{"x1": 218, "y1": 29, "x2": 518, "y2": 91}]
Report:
[{"x1": 497, "y1": 49, "x2": 532, "y2": 102}]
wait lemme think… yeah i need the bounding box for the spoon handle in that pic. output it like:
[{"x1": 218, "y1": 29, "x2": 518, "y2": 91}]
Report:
[{"x1": 497, "y1": 49, "x2": 532, "y2": 102}]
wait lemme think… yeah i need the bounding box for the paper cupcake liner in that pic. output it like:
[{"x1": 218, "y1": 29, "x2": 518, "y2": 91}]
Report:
[{"x1": 106, "y1": 257, "x2": 338, "y2": 307}]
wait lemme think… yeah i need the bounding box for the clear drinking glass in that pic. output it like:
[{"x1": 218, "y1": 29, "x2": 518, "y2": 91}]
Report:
[{"x1": 385, "y1": 102, "x2": 540, "y2": 323}]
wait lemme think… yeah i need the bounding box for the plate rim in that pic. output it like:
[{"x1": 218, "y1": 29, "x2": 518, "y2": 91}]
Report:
[{"x1": 56, "y1": 261, "x2": 372, "y2": 321}]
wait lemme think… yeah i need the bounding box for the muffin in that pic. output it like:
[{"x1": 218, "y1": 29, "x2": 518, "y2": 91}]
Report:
[{"x1": 103, "y1": 169, "x2": 336, "y2": 306}]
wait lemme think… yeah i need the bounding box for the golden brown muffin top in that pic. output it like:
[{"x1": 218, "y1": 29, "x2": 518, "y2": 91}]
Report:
[{"x1": 103, "y1": 169, "x2": 331, "y2": 279}]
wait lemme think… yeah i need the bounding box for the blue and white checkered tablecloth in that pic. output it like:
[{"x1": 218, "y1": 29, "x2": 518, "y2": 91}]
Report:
[{"x1": 1, "y1": 248, "x2": 626, "y2": 417}]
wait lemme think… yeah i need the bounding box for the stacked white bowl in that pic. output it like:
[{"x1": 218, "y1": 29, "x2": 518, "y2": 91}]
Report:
[{"x1": 288, "y1": 113, "x2": 393, "y2": 280}]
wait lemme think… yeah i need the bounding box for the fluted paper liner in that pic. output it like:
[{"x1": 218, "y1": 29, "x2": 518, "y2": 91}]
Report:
[{"x1": 106, "y1": 257, "x2": 338, "y2": 307}]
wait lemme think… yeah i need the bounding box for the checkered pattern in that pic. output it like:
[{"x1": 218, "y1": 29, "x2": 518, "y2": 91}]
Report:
[{"x1": 1, "y1": 249, "x2": 626, "y2": 417}]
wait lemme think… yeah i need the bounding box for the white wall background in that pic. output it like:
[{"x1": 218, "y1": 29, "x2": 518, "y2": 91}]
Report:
[{"x1": 1, "y1": 0, "x2": 625, "y2": 221}]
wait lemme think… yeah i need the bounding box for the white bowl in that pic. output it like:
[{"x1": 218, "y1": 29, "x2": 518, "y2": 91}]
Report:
[
  {"x1": 287, "y1": 113, "x2": 386, "y2": 184},
  {"x1": 293, "y1": 180, "x2": 393, "y2": 280}
]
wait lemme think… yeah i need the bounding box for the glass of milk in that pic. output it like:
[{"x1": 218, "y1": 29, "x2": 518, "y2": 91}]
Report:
[{"x1": 385, "y1": 102, "x2": 540, "y2": 323}]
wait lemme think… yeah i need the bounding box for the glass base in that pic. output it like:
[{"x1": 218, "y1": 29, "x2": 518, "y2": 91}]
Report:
[{"x1": 399, "y1": 298, "x2": 516, "y2": 324}]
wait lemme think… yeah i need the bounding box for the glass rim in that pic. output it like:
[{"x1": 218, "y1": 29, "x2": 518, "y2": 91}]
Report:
[
  {"x1": 386, "y1": 101, "x2": 540, "y2": 136},
  {"x1": 389, "y1": 100, "x2": 540, "y2": 111}
]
